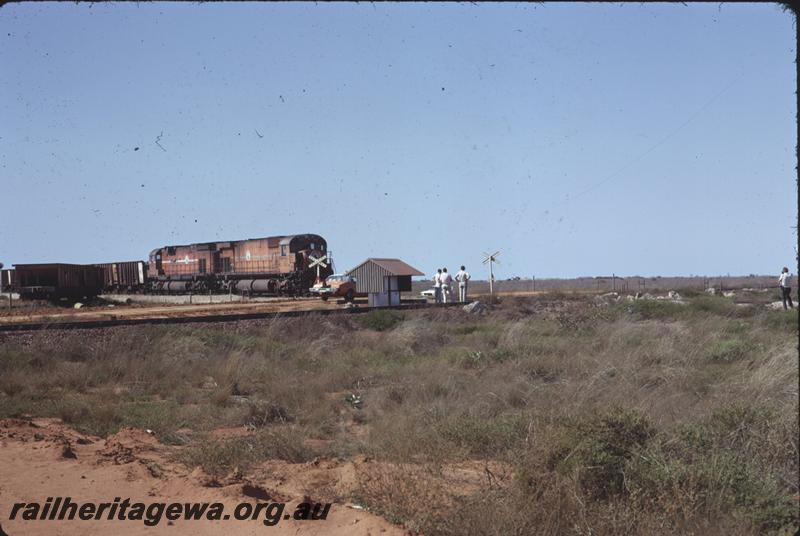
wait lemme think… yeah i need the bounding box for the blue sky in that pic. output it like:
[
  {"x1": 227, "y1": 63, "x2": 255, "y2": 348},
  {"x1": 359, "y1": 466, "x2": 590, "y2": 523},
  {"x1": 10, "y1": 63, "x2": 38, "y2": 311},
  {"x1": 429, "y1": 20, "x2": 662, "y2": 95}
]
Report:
[{"x1": 0, "y1": 2, "x2": 795, "y2": 278}]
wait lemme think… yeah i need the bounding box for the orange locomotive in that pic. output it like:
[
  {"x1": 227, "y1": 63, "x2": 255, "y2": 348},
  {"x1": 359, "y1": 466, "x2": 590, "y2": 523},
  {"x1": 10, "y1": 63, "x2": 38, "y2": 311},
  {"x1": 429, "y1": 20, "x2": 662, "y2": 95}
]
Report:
[{"x1": 148, "y1": 233, "x2": 332, "y2": 295}]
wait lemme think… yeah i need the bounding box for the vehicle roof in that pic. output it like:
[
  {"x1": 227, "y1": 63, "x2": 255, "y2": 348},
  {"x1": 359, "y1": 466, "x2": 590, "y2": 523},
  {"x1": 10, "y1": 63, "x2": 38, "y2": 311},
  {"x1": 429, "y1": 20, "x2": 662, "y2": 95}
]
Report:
[{"x1": 150, "y1": 234, "x2": 326, "y2": 253}]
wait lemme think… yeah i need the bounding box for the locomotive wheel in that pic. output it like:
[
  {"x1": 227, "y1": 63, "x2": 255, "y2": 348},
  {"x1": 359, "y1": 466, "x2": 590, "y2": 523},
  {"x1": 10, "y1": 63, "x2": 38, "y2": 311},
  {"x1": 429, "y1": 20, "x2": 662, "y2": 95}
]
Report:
[{"x1": 345, "y1": 289, "x2": 354, "y2": 303}]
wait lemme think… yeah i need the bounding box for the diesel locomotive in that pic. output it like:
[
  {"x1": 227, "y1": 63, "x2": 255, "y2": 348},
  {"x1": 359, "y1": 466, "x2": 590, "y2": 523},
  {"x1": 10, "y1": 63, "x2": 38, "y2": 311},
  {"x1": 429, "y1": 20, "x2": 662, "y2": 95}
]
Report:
[{"x1": 147, "y1": 233, "x2": 332, "y2": 295}]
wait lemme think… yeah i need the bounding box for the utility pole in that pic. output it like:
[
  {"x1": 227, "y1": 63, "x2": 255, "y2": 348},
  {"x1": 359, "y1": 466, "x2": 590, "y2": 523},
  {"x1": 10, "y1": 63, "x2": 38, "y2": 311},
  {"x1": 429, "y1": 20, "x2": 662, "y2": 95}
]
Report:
[
  {"x1": 1, "y1": 262, "x2": 9, "y2": 311},
  {"x1": 482, "y1": 251, "x2": 501, "y2": 302}
]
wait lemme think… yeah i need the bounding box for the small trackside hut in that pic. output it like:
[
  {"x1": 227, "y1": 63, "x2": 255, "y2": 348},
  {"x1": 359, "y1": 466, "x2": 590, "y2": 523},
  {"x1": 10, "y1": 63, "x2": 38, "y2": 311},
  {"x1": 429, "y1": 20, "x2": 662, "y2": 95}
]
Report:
[{"x1": 346, "y1": 258, "x2": 424, "y2": 307}]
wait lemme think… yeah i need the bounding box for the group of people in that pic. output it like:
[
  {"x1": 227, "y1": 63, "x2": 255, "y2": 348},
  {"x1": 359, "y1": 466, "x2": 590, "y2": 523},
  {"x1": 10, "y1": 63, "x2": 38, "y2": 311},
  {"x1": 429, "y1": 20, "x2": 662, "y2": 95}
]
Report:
[{"x1": 432, "y1": 266, "x2": 471, "y2": 304}]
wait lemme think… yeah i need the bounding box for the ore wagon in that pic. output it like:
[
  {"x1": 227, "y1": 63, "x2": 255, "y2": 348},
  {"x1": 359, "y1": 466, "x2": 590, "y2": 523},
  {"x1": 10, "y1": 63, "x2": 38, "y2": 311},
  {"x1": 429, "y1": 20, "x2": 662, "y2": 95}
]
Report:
[
  {"x1": 94, "y1": 261, "x2": 148, "y2": 293},
  {"x1": 13, "y1": 263, "x2": 104, "y2": 301}
]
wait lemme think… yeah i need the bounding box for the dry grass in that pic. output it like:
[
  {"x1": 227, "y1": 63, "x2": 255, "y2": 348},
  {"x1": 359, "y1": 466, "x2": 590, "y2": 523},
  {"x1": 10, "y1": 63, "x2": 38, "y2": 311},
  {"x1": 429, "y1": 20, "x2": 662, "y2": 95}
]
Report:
[{"x1": 0, "y1": 294, "x2": 797, "y2": 534}]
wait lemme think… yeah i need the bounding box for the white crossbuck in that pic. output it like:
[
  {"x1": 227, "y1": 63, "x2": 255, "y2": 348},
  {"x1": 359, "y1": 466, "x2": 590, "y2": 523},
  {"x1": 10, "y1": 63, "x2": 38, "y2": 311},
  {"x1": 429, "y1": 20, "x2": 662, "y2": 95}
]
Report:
[{"x1": 308, "y1": 255, "x2": 328, "y2": 282}]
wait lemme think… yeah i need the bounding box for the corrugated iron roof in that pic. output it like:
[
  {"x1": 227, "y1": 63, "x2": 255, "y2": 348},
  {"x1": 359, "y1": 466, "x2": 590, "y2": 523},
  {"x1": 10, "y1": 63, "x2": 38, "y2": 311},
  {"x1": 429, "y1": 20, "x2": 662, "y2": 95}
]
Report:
[{"x1": 348, "y1": 258, "x2": 424, "y2": 277}]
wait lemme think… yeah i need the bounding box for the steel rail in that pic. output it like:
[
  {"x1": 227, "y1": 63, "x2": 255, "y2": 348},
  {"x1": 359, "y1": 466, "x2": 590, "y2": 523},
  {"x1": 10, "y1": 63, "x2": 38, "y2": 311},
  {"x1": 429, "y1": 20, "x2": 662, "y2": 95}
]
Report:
[{"x1": 0, "y1": 302, "x2": 463, "y2": 332}]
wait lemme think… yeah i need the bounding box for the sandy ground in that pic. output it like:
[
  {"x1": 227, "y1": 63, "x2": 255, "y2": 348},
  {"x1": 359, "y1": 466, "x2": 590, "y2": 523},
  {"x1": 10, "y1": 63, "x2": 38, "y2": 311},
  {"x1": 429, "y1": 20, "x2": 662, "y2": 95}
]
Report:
[{"x1": 0, "y1": 419, "x2": 409, "y2": 536}]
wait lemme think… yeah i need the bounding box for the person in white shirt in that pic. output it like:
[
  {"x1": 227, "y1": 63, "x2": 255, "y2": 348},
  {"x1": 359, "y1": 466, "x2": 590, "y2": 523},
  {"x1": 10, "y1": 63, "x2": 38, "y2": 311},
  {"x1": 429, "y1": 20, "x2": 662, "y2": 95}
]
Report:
[
  {"x1": 433, "y1": 269, "x2": 442, "y2": 304},
  {"x1": 778, "y1": 266, "x2": 793, "y2": 309},
  {"x1": 455, "y1": 265, "x2": 471, "y2": 303},
  {"x1": 440, "y1": 268, "x2": 453, "y2": 304}
]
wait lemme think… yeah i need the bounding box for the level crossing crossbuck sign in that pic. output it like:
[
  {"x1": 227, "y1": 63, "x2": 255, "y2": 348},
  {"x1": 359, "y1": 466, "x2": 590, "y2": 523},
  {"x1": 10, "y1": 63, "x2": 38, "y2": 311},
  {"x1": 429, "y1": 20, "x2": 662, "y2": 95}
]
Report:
[{"x1": 308, "y1": 255, "x2": 328, "y2": 283}]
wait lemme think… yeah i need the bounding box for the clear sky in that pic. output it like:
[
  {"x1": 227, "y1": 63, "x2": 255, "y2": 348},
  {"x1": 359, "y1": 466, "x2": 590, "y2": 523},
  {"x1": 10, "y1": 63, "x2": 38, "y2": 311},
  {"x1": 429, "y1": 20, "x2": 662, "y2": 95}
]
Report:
[{"x1": 0, "y1": 2, "x2": 796, "y2": 278}]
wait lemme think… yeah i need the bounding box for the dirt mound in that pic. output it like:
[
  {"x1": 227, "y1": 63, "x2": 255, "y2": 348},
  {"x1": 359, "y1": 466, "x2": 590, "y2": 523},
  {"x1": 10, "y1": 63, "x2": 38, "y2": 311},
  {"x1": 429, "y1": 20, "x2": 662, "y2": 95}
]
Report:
[
  {"x1": 0, "y1": 418, "x2": 97, "y2": 461},
  {"x1": 99, "y1": 427, "x2": 160, "y2": 464},
  {"x1": 0, "y1": 420, "x2": 409, "y2": 535}
]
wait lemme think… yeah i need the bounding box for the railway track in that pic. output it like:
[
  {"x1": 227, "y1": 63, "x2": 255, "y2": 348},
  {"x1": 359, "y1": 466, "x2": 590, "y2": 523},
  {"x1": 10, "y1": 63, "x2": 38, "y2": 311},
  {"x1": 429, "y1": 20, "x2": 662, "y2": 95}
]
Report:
[{"x1": 0, "y1": 301, "x2": 450, "y2": 332}]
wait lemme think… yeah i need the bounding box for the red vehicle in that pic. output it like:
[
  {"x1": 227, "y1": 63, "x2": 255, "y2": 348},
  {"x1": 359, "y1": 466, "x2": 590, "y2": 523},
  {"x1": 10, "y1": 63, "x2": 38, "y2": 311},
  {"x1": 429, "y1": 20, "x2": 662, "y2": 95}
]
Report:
[{"x1": 309, "y1": 274, "x2": 358, "y2": 302}]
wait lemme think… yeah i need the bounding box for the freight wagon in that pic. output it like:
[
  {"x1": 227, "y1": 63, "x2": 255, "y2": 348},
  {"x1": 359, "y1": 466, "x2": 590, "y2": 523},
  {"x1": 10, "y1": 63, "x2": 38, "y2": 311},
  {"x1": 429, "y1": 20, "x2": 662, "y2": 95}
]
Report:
[
  {"x1": 13, "y1": 263, "x2": 104, "y2": 301},
  {"x1": 94, "y1": 261, "x2": 148, "y2": 293}
]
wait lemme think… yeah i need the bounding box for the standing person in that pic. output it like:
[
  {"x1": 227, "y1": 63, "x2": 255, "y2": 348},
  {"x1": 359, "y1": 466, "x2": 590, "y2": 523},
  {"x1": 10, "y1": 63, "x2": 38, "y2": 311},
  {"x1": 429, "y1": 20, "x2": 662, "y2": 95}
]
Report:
[
  {"x1": 440, "y1": 268, "x2": 452, "y2": 304},
  {"x1": 433, "y1": 269, "x2": 442, "y2": 304},
  {"x1": 778, "y1": 266, "x2": 794, "y2": 309},
  {"x1": 455, "y1": 265, "x2": 471, "y2": 303}
]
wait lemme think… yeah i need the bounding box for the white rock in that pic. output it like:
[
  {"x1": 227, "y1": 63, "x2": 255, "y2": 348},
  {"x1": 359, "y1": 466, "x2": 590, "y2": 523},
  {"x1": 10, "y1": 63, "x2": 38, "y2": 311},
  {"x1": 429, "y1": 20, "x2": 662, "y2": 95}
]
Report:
[
  {"x1": 73, "y1": 302, "x2": 83, "y2": 309},
  {"x1": 463, "y1": 301, "x2": 487, "y2": 314}
]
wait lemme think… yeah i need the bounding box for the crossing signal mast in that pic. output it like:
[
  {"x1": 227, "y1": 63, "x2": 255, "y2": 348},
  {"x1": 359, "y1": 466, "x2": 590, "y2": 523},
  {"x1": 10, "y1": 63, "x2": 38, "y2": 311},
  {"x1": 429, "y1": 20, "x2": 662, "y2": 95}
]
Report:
[
  {"x1": 482, "y1": 250, "x2": 501, "y2": 301},
  {"x1": 308, "y1": 254, "x2": 329, "y2": 285}
]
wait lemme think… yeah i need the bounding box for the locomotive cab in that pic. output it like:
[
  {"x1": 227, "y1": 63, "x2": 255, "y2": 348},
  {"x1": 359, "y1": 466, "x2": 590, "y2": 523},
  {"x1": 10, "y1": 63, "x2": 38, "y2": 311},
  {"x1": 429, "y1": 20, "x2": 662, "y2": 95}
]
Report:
[{"x1": 148, "y1": 248, "x2": 164, "y2": 276}]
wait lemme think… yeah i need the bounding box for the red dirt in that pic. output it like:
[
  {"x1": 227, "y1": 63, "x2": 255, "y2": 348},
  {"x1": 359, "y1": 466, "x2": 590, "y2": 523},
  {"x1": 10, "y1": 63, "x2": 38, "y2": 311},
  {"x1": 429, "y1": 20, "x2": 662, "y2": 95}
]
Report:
[{"x1": 0, "y1": 418, "x2": 409, "y2": 535}]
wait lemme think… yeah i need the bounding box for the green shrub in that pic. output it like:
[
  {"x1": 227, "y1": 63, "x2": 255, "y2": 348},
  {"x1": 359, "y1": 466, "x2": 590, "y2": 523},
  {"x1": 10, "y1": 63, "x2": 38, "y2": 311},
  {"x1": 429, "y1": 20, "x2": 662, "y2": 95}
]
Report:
[
  {"x1": 759, "y1": 309, "x2": 799, "y2": 332},
  {"x1": 547, "y1": 408, "x2": 656, "y2": 499},
  {"x1": 688, "y1": 296, "x2": 736, "y2": 316},
  {"x1": 680, "y1": 289, "x2": 703, "y2": 298},
  {"x1": 436, "y1": 414, "x2": 528, "y2": 458},
  {"x1": 628, "y1": 409, "x2": 798, "y2": 533},
  {"x1": 179, "y1": 427, "x2": 312, "y2": 478},
  {"x1": 55, "y1": 398, "x2": 122, "y2": 437},
  {"x1": 625, "y1": 300, "x2": 685, "y2": 320},
  {"x1": 357, "y1": 310, "x2": 405, "y2": 331},
  {"x1": 52, "y1": 397, "x2": 185, "y2": 438},
  {"x1": 706, "y1": 338, "x2": 755, "y2": 362}
]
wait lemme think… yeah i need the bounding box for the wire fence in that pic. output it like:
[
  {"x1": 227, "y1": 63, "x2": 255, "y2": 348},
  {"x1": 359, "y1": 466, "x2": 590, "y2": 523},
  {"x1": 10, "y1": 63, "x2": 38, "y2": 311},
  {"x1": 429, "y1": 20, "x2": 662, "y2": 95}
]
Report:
[{"x1": 411, "y1": 275, "x2": 777, "y2": 295}]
